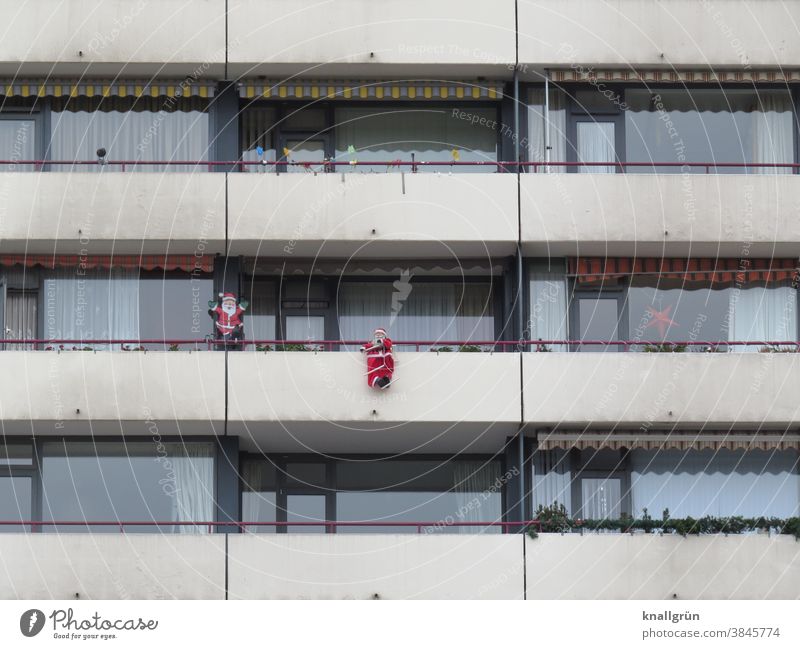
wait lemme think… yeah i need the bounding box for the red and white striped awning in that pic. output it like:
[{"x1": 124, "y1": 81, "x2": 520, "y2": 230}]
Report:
[{"x1": 0, "y1": 254, "x2": 214, "y2": 273}]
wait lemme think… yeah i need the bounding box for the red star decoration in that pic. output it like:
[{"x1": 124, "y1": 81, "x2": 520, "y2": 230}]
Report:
[{"x1": 644, "y1": 305, "x2": 679, "y2": 338}]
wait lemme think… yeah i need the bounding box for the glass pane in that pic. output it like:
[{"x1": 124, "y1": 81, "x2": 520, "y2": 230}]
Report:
[
  {"x1": 0, "y1": 476, "x2": 31, "y2": 532},
  {"x1": 285, "y1": 462, "x2": 327, "y2": 489},
  {"x1": 528, "y1": 88, "x2": 566, "y2": 168},
  {"x1": 0, "y1": 119, "x2": 35, "y2": 171},
  {"x1": 580, "y1": 477, "x2": 621, "y2": 520},
  {"x1": 241, "y1": 459, "x2": 277, "y2": 533},
  {"x1": 41, "y1": 441, "x2": 214, "y2": 533},
  {"x1": 0, "y1": 443, "x2": 32, "y2": 466},
  {"x1": 240, "y1": 107, "x2": 277, "y2": 172},
  {"x1": 4, "y1": 289, "x2": 37, "y2": 349},
  {"x1": 244, "y1": 279, "x2": 276, "y2": 341},
  {"x1": 335, "y1": 106, "x2": 498, "y2": 173},
  {"x1": 285, "y1": 316, "x2": 325, "y2": 344},
  {"x1": 138, "y1": 274, "x2": 214, "y2": 347},
  {"x1": 577, "y1": 122, "x2": 615, "y2": 173},
  {"x1": 286, "y1": 494, "x2": 326, "y2": 533},
  {"x1": 285, "y1": 139, "x2": 325, "y2": 173},
  {"x1": 529, "y1": 267, "x2": 568, "y2": 351},
  {"x1": 578, "y1": 298, "x2": 620, "y2": 351},
  {"x1": 624, "y1": 89, "x2": 794, "y2": 174}
]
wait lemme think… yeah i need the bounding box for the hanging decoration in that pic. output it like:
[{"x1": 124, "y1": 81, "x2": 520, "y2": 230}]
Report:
[
  {"x1": 208, "y1": 292, "x2": 249, "y2": 350},
  {"x1": 361, "y1": 328, "x2": 395, "y2": 389}
]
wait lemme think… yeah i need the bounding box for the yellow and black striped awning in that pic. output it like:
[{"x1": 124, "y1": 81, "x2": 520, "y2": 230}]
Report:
[
  {"x1": 550, "y1": 69, "x2": 800, "y2": 84},
  {"x1": 0, "y1": 79, "x2": 216, "y2": 98},
  {"x1": 238, "y1": 79, "x2": 505, "y2": 100}
]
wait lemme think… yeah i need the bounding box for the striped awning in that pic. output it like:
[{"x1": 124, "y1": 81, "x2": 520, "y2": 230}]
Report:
[
  {"x1": 0, "y1": 80, "x2": 216, "y2": 99},
  {"x1": 238, "y1": 80, "x2": 505, "y2": 100},
  {"x1": 569, "y1": 257, "x2": 799, "y2": 285},
  {"x1": 550, "y1": 69, "x2": 800, "y2": 84},
  {"x1": 538, "y1": 430, "x2": 800, "y2": 451},
  {"x1": 0, "y1": 254, "x2": 214, "y2": 273}
]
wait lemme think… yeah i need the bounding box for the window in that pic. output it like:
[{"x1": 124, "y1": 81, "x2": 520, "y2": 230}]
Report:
[
  {"x1": 531, "y1": 449, "x2": 571, "y2": 515},
  {"x1": 138, "y1": 272, "x2": 214, "y2": 345},
  {"x1": 528, "y1": 262, "x2": 568, "y2": 350},
  {"x1": 49, "y1": 96, "x2": 209, "y2": 172},
  {"x1": 0, "y1": 116, "x2": 36, "y2": 171},
  {"x1": 0, "y1": 442, "x2": 34, "y2": 532},
  {"x1": 240, "y1": 456, "x2": 504, "y2": 534},
  {"x1": 631, "y1": 449, "x2": 800, "y2": 518},
  {"x1": 334, "y1": 106, "x2": 498, "y2": 172},
  {"x1": 528, "y1": 88, "x2": 566, "y2": 167},
  {"x1": 40, "y1": 441, "x2": 214, "y2": 533},
  {"x1": 338, "y1": 281, "x2": 495, "y2": 349},
  {"x1": 625, "y1": 89, "x2": 794, "y2": 173},
  {"x1": 240, "y1": 106, "x2": 277, "y2": 171}
]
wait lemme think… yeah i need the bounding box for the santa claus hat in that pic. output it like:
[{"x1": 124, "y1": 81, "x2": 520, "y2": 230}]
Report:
[
  {"x1": 373, "y1": 328, "x2": 387, "y2": 337},
  {"x1": 221, "y1": 292, "x2": 236, "y2": 301}
]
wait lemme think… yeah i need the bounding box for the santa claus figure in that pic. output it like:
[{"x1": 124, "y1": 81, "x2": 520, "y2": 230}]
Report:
[
  {"x1": 360, "y1": 328, "x2": 394, "y2": 389},
  {"x1": 208, "y1": 292, "x2": 249, "y2": 350}
]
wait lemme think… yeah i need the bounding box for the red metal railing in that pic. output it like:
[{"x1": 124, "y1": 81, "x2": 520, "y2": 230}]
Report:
[
  {"x1": 1, "y1": 339, "x2": 798, "y2": 352},
  {"x1": 0, "y1": 520, "x2": 540, "y2": 534},
  {"x1": 1, "y1": 159, "x2": 798, "y2": 173}
]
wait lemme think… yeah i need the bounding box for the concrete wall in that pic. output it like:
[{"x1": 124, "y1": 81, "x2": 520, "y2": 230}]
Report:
[
  {"x1": 0, "y1": 534, "x2": 225, "y2": 599},
  {"x1": 228, "y1": 0, "x2": 516, "y2": 76},
  {"x1": 0, "y1": 352, "x2": 225, "y2": 434},
  {"x1": 228, "y1": 534, "x2": 524, "y2": 599},
  {"x1": 518, "y1": 0, "x2": 800, "y2": 68},
  {"x1": 0, "y1": 173, "x2": 226, "y2": 255},
  {"x1": 526, "y1": 533, "x2": 800, "y2": 599},
  {"x1": 521, "y1": 174, "x2": 800, "y2": 257},
  {"x1": 0, "y1": 0, "x2": 226, "y2": 76},
  {"x1": 228, "y1": 172, "x2": 518, "y2": 257},
  {"x1": 228, "y1": 351, "x2": 521, "y2": 424},
  {"x1": 524, "y1": 353, "x2": 800, "y2": 426}
]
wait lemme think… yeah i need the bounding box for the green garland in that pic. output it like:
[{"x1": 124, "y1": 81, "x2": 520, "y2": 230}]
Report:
[{"x1": 527, "y1": 503, "x2": 800, "y2": 539}]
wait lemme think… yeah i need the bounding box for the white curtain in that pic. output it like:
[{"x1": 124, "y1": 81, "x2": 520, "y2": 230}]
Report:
[
  {"x1": 169, "y1": 443, "x2": 214, "y2": 534},
  {"x1": 246, "y1": 280, "x2": 276, "y2": 341},
  {"x1": 753, "y1": 92, "x2": 793, "y2": 175},
  {"x1": 4, "y1": 290, "x2": 37, "y2": 350},
  {"x1": 240, "y1": 107, "x2": 277, "y2": 172},
  {"x1": 43, "y1": 268, "x2": 139, "y2": 347},
  {"x1": 0, "y1": 119, "x2": 35, "y2": 171},
  {"x1": 338, "y1": 282, "x2": 494, "y2": 350},
  {"x1": 335, "y1": 107, "x2": 497, "y2": 173},
  {"x1": 531, "y1": 449, "x2": 572, "y2": 515},
  {"x1": 241, "y1": 461, "x2": 277, "y2": 532},
  {"x1": 528, "y1": 88, "x2": 566, "y2": 171},
  {"x1": 50, "y1": 106, "x2": 208, "y2": 172},
  {"x1": 529, "y1": 268, "x2": 568, "y2": 351},
  {"x1": 577, "y1": 122, "x2": 615, "y2": 173},
  {"x1": 631, "y1": 449, "x2": 800, "y2": 518},
  {"x1": 729, "y1": 285, "x2": 797, "y2": 351},
  {"x1": 452, "y1": 461, "x2": 502, "y2": 534},
  {"x1": 579, "y1": 477, "x2": 622, "y2": 519}
]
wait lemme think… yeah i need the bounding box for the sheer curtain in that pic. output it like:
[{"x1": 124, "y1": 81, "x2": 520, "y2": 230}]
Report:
[
  {"x1": 577, "y1": 122, "x2": 615, "y2": 173},
  {"x1": 529, "y1": 267, "x2": 568, "y2": 351},
  {"x1": 4, "y1": 291, "x2": 37, "y2": 350},
  {"x1": 334, "y1": 107, "x2": 497, "y2": 173},
  {"x1": 528, "y1": 88, "x2": 566, "y2": 171},
  {"x1": 43, "y1": 268, "x2": 139, "y2": 347},
  {"x1": 246, "y1": 280, "x2": 276, "y2": 341},
  {"x1": 753, "y1": 93, "x2": 793, "y2": 175},
  {"x1": 452, "y1": 461, "x2": 502, "y2": 534},
  {"x1": 579, "y1": 478, "x2": 622, "y2": 519},
  {"x1": 50, "y1": 99, "x2": 209, "y2": 172},
  {"x1": 729, "y1": 285, "x2": 797, "y2": 351},
  {"x1": 169, "y1": 443, "x2": 214, "y2": 534},
  {"x1": 531, "y1": 449, "x2": 571, "y2": 515}
]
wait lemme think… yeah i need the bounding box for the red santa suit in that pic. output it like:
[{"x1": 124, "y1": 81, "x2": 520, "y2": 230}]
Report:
[
  {"x1": 208, "y1": 293, "x2": 247, "y2": 349},
  {"x1": 362, "y1": 329, "x2": 394, "y2": 389}
]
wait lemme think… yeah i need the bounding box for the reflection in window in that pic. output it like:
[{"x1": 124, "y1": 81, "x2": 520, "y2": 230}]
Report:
[
  {"x1": 624, "y1": 89, "x2": 794, "y2": 173},
  {"x1": 0, "y1": 118, "x2": 35, "y2": 171},
  {"x1": 49, "y1": 96, "x2": 209, "y2": 172},
  {"x1": 41, "y1": 441, "x2": 214, "y2": 533},
  {"x1": 335, "y1": 107, "x2": 498, "y2": 172},
  {"x1": 338, "y1": 281, "x2": 494, "y2": 349},
  {"x1": 0, "y1": 476, "x2": 31, "y2": 532}
]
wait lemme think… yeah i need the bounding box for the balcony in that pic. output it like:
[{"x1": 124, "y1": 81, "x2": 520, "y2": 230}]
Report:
[
  {"x1": 228, "y1": 172, "x2": 517, "y2": 258},
  {"x1": 0, "y1": 0, "x2": 226, "y2": 77},
  {"x1": 523, "y1": 352, "x2": 800, "y2": 427},
  {"x1": 227, "y1": 350, "x2": 521, "y2": 453},
  {"x1": 518, "y1": 0, "x2": 800, "y2": 69},
  {"x1": 0, "y1": 351, "x2": 225, "y2": 435},
  {"x1": 0, "y1": 172, "x2": 226, "y2": 255},
  {"x1": 227, "y1": 0, "x2": 516, "y2": 77}
]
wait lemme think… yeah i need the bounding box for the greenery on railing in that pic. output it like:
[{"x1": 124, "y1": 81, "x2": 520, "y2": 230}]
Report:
[
  {"x1": 643, "y1": 343, "x2": 688, "y2": 353},
  {"x1": 527, "y1": 503, "x2": 800, "y2": 539}
]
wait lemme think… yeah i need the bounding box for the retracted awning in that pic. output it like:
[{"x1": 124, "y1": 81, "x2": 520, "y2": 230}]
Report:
[
  {"x1": 550, "y1": 69, "x2": 800, "y2": 84},
  {"x1": 0, "y1": 79, "x2": 216, "y2": 98},
  {"x1": 538, "y1": 430, "x2": 800, "y2": 451},
  {"x1": 0, "y1": 254, "x2": 214, "y2": 273},
  {"x1": 238, "y1": 79, "x2": 505, "y2": 100}
]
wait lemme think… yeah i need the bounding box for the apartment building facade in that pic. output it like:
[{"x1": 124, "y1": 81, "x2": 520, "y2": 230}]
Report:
[{"x1": 0, "y1": 0, "x2": 799, "y2": 599}]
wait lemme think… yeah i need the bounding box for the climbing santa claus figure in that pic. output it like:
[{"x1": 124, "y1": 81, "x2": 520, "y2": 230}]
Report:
[
  {"x1": 208, "y1": 292, "x2": 248, "y2": 350},
  {"x1": 360, "y1": 328, "x2": 395, "y2": 389}
]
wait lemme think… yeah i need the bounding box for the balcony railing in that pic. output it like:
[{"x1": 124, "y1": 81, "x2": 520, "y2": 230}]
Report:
[
  {"x1": 0, "y1": 520, "x2": 539, "y2": 534},
  {"x1": 2, "y1": 339, "x2": 798, "y2": 352},
  {"x1": 1, "y1": 160, "x2": 798, "y2": 173}
]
